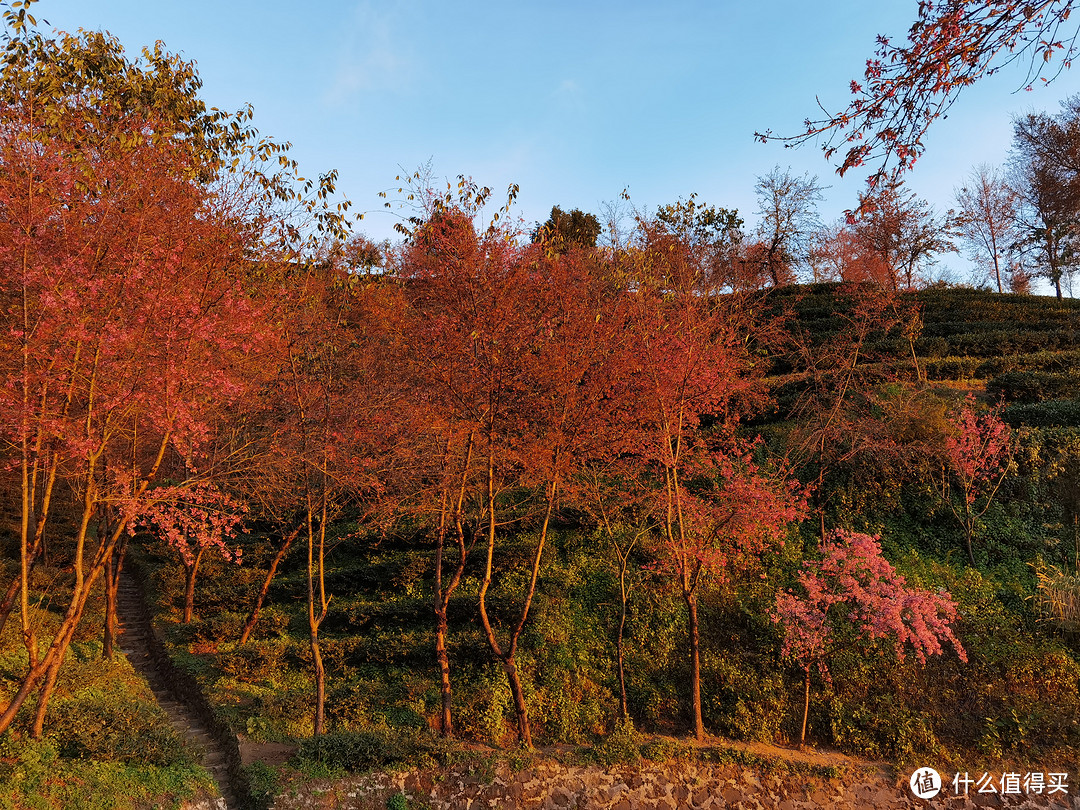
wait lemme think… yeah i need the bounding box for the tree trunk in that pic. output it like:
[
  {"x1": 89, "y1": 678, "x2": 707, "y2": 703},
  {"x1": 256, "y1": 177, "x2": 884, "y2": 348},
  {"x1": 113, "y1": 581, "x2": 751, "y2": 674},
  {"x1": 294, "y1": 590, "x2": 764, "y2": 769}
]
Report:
[
  {"x1": 0, "y1": 660, "x2": 47, "y2": 734},
  {"x1": 307, "y1": 489, "x2": 330, "y2": 737},
  {"x1": 435, "y1": 607, "x2": 453, "y2": 736},
  {"x1": 0, "y1": 429, "x2": 172, "y2": 738},
  {"x1": 311, "y1": 628, "x2": 325, "y2": 736},
  {"x1": 0, "y1": 574, "x2": 23, "y2": 640},
  {"x1": 502, "y1": 657, "x2": 532, "y2": 748},
  {"x1": 30, "y1": 582, "x2": 100, "y2": 738},
  {"x1": 239, "y1": 526, "x2": 300, "y2": 644},
  {"x1": 102, "y1": 551, "x2": 119, "y2": 659},
  {"x1": 799, "y1": 665, "x2": 811, "y2": 749},
  {"x1": 2, "y1": 462, "x2": 50, "y2": 637},
  {"x1": 616, "y1": 578, "x2": 629, "y2": 720},
  {"x1": 182, "y1": 547, "x2": 205, "y2": 624},
  {"x1": 686, "y1": 590, "x2": 704, "y2": 742},
  {"x1": 817, "y1": 435, "x2": 828, "y2": 542},
  {"x1": 31, "y1": 653, "x2": 62, "y2": 738},
  {"x1": 101, "y1": 513, "x2": 124, "y2": 660},
  {"x1": 477, "y1": 449, "x2": 536, "y2": 747},
  {"x1": 3, "y1": 537, "x2": 99, "y2": 736},
  {"x1": 433, "y1": 433, "x2": 473, "y2": 738}
]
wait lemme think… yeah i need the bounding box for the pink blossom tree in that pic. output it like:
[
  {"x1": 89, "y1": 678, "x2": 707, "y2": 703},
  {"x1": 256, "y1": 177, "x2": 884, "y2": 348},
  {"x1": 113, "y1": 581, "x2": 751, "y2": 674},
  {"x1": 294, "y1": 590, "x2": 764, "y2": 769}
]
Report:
[
  {"x1": 138, "y1": 483, "x2": 247, "y2": 624},
  {"x1": 941, "y1": 394, "x2": 1014, "y2": 566},
  {"x1": 774, "y1": 530, "x2": 967, "y2": 749}
]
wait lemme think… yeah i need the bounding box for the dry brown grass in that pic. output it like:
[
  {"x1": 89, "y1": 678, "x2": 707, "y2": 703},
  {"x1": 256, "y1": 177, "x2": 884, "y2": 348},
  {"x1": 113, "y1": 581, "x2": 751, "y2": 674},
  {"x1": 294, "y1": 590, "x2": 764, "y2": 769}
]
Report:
[{"x1": 1035, "y1": 564, "x2": 1080, "y2": 632}]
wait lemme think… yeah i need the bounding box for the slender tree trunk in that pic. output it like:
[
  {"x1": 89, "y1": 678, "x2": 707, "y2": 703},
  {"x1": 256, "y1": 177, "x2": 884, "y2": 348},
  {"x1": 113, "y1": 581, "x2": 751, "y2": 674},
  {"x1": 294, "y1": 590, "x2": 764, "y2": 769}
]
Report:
[
  {"x1": 592, "y1": 481, "x2": 638, "y2": 724},
  {"x1": 908, "y1": 335, "x2": 925, "y2": 384},
  {"x1": 502, "y1": 657, "x2": 531, "y2": 745},
  {"x1": 6, "y1": 450, "x2": 51, "y2": 638},
  {"x1": 477, "y1": 448, "x2": 537, "y2": 748},
  {"x1": 311, "y1": 637, "x2": 325, "y2": 734},
  {"x1": 102, "y1": 551, "x2": 119, "y2": 659},
  {"x1": 435, "y1": 516, "x2": 472, "y2": 737},
  {"x1": 0, "y1": 662, "x2": 47, "y2": 733},
  {"x1": 817, "y1": 443, "x2": 827, "y2": 543},
  {"x1": 685, "y1": 589, "x2": 704, "y2": 742},
  {"x1": 666, "y1": 459, "x2": 707, "y2": 743},
  {"x1": 434, "y1": 433, "x2": 473, "y2": 737},
  {"x1": 239, "y1": 526, "x2": 300, "y2": 644},
  {"x1": 31, "y1": 652, "x2": 62, "y2": 738},
  {"x1": 435, "y1": 608, "x2": 453, "y2": 736},
  {"x1": 616, "y1": 557, "x2": 630, "y2": 720},
  {"x1": 0, "y1": 430, "x2": 171, "y2": 737},
  {"x1": 30, "y1": 564, "x2": 107, "y2": 738},
  {"x1": 799, "y1": 665, "x2": 811, "y2": 749},
  {"x1": 182, "y1": 547, "x2": 205, "y2": 624},
  {"x1": 308, "y1": 489, "x2": 330, "y2": 736},
  {"x1": 477, "y1": 450, "x2": 512, "y2": 742},
  {"x1": 0, "y1": 576, "x2": 21, "y2": 640},
  {"x1": 101, "y1": 513, "x2": 123, "y2": 660},
  {"x1": 30, "y1": 452, "x2": 102, "y2": 738},
  {"x1": 3, "y1": 539, "x2": 94, "y2": 736}
]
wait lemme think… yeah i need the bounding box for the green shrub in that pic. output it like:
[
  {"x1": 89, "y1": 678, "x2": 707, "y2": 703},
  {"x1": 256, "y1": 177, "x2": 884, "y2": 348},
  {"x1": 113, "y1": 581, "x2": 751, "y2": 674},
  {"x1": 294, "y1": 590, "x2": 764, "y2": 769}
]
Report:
[
  {"x1": 705, "y1": 655, "x2": 787, "y2": 744},
  {"x1": 172, "y1": 611, "x2": 247, "y2": 644},
  {"x1": 0, "y1": 736, "x2": 212, "y2": 810},
  {"x1": 924, "y1": 356, "x2": 981, "y2": 381},
  {"x1": 244, "y1": 761, "x2": 281, "y2": 809},
  {"x1": 1035, "y1": 565, "x2": 1080, "y2": 632},
  {"x1": 455, "y1": 666, "x2": 512, "y2": 745},
  {"x1": 45, "y1": 688, "x2": 191, "y2": 766},
  {"x1": 294, "y1": 728, "x2": 461, "y2": 774},
  {"x1": 826, "y1": 692, "x2": 940, "y2": 763},
  {"x1": 590, "y1": 716, "x2": 640, "y2": 766},
  {"x1": 1004, "y1": 399, "x2": 1080, "y2": 428},
  {"x1": 248, "y1": 606, "x2": 292, "y2": 639},
  {"x1": 988, "y1": 370, "x2": 1080, "y2": 403},
  {"x1": 218, "y1": 641, "x2": 285, "y2": 683},
  {"x1": 639, "y1": 735, "x2": 693, "y2": 762}
]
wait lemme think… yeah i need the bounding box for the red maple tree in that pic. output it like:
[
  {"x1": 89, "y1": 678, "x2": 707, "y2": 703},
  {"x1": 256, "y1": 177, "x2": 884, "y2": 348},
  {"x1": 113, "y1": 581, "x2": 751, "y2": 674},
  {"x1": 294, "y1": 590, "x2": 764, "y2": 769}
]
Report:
[
  {"x1": 0, "y1": 24, "x2": 291, "y2": 736},
  {"x1": 621, "y1": 218, "x2": 803, "y2": 741}
]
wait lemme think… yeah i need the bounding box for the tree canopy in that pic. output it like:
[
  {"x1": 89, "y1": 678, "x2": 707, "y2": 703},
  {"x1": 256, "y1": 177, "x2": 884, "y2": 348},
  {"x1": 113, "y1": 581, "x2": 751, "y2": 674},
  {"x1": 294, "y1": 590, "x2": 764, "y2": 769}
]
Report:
[{"x1": 758, "y1": 1, "x2": 1080, "y2": 188}]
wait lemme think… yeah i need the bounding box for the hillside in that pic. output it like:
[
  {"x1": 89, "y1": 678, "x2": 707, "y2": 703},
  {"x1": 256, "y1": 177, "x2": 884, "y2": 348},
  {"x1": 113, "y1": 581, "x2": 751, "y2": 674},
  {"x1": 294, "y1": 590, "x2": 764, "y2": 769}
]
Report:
[
  {"x1": 6, "y1": 285, "x2": 1080, "y2": 809},
  {"x1": 132, "y1": 286, "x2": 1080, "y2": 797}
]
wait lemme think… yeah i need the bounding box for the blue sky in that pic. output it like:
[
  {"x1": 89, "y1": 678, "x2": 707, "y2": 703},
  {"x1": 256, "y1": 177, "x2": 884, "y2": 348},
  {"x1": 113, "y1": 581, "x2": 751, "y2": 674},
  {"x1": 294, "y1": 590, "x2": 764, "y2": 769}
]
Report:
[{"x1": 34, "y1": 0, "x2": 1080, "y2": 282}]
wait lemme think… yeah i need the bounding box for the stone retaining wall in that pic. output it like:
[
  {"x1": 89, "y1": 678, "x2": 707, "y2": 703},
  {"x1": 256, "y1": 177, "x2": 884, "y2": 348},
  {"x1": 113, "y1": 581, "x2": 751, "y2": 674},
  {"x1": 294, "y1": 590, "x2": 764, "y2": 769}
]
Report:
[{"x1": 268, "y1": 758, "x2": 1080, "y2": 810}]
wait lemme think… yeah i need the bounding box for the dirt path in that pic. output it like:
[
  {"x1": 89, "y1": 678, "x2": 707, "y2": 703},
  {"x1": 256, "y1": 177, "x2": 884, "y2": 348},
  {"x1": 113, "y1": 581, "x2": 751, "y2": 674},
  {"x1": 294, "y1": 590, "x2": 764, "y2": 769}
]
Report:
[{"x1": 115, "y1": 571, "x2": 238, "y2": 810}]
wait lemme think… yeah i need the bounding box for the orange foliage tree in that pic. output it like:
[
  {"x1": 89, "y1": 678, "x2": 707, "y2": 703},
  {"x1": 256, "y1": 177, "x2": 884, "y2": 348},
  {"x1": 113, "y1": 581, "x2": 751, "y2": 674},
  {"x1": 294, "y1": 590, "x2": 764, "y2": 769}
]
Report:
[
  {"x1": 621, "y1": 216, "x2": 804, "y2": 741},
  {"x1": 0, "y1": 13, "x2": 351, "y2": 737}
]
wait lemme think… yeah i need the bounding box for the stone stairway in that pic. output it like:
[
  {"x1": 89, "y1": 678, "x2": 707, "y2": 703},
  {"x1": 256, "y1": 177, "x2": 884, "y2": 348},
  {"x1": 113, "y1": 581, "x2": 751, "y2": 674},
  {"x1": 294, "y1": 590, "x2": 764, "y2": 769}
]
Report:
[{"x1": 115, "y1": 573, "x2": 237, "y2": 810}]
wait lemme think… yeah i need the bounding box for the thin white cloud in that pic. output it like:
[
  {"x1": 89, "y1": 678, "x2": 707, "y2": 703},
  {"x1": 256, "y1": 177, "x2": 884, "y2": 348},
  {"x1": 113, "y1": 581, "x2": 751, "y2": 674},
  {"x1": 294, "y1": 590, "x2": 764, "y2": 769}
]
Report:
[
  {"x1": 555, "y1": 78, "x2": 580, "y2": 96},
  {"x1": 326, "y1": 1, "x2": 417, "y2": 104}
]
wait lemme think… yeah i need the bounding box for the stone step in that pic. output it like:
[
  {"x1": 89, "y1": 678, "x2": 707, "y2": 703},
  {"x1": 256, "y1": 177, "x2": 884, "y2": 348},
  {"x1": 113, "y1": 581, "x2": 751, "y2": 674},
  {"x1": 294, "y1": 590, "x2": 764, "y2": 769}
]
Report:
[{"x1": 115, "y1": 570, "x2": 240, "y2": 810}]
